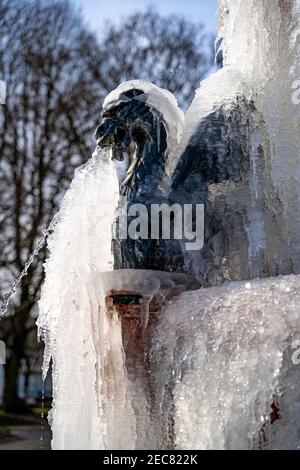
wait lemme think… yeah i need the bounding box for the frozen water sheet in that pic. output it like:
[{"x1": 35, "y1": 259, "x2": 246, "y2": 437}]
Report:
[
  {"x1": 217, "y1": 0, "x2": 300, "y2": 272},
  {"x1": 37, "y1": 148, "x2": 123, "y2": 449},
  {"x1": 37, "y1": 146, "x2": 300, "y2": 450},
  {"x1": 151, "y1": 275, "x2": 300, "y2": 449}
]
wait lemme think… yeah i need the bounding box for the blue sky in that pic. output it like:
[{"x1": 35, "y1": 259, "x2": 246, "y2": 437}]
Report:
[{"x1": 73, "y1": 0, "x2": 218, "y2": 35}]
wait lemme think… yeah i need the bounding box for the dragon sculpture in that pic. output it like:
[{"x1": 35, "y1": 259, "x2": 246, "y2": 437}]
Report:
[{"x1": 95, "y1": 77, "x2": 287, "y2": 286}]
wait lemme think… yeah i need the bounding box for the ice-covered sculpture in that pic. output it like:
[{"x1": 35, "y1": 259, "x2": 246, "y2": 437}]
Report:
[
  {"x1": 96, "y1": 81, "x2": 184, "y2": 200},
  {"x1": 95, "y1": 3, "x2": 299, "y2": 285},
  {"x1": 95, "y1": 79, "x2": 252, "y2": 285},
  {"x1": 95, "y1": 80, "x2": 186, "y2": 273},
  {"x1": 38, "y1": 0, "x2": 300, "y2": 451}
]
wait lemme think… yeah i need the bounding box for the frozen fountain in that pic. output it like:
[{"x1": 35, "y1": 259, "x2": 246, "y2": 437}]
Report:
[{"x1": 38, "y1": 0, "x2": 300, "y2": 450}]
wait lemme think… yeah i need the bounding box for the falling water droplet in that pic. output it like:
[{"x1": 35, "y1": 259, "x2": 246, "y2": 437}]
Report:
[{"x1": 40, "y1": 378, "x2": 45, "y2": 450}]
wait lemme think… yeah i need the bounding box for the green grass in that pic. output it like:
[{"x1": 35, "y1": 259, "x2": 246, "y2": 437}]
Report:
[
  {"x1": 0, "y1": 425, "x2": 11, "y2": 439},
  {"x1": 31, "y1": 406, "x2": 50, "y2": 416},
  {"x1": 0, "y1": 406, "x2": 51, "y2": 426}
]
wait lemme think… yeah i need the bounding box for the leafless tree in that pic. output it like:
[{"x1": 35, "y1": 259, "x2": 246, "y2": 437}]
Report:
[
  {"x1": 94, "y1": 9, "x2": 213, "y2": 108},
  {"x1": 0, "y1": 0, "x2": 105, "y2": 411}
]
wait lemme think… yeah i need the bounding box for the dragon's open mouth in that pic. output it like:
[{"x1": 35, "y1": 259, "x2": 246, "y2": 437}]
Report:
[
  {"x1": 94, "y1": 85, "x2": 171, "y2": 208},
  {"x1": 95, "y1": 116, "x2": 144, "y2": 189}
]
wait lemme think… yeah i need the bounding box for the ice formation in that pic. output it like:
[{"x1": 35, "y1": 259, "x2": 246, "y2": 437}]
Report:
[
  {"x1": 173, "y1": 0, "x2": 300, "y2": 281},
  {"x1": 151, "y1": 275, "x2": 300, "y2": 449},
  {"x1": 38, "y1": 0, "x2": 300, "y2": 451},
  {"x1": 37, "y1": 148, "x2": 122, "y2": 449}
]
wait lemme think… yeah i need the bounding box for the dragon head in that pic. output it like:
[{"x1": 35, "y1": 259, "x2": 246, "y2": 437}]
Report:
[{"x1": 95, "y1": 80, "x2": 184, "y2": 199}]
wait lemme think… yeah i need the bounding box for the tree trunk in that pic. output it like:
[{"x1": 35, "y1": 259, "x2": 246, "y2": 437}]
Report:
[
  {"x1": 24, "y1": 360, "x2": 30, "y2": 401},
  {"x1": 2, "y1": 281, "x2": 32, "y2": 412},
  {"x1": 2, "y1": 352, "x2": 21, "y2": 412}
]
